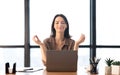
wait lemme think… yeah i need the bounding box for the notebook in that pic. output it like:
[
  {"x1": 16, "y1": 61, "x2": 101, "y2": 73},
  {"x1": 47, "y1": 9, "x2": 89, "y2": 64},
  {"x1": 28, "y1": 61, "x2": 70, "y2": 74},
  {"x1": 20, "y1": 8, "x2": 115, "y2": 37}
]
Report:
[{"x1": 46, "y1": 50, "x2": 78, "y2": 72}]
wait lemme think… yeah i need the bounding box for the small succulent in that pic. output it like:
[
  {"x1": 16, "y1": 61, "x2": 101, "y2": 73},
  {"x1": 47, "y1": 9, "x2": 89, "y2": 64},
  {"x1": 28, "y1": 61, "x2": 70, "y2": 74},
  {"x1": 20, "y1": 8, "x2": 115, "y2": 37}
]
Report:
[
  {"x1": 105, "y1": 58, "x2": 114, "y2": 66},
  {"x1": 112, "y1": 61, "x2": 120, "y2": 65}
]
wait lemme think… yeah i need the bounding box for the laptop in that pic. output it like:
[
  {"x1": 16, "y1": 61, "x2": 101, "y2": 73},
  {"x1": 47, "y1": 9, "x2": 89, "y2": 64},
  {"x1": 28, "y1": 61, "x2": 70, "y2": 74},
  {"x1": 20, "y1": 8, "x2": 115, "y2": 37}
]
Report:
[{"x1": 46, "y1": 50, "x2": 78, "y2": 72}]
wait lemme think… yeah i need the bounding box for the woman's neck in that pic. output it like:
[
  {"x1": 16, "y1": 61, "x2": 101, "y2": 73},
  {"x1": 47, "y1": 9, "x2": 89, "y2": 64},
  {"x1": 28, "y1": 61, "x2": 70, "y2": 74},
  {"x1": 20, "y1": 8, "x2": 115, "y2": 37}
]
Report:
[{"x1": 55, "y1": 33, "x2": 64, "y2": 41}]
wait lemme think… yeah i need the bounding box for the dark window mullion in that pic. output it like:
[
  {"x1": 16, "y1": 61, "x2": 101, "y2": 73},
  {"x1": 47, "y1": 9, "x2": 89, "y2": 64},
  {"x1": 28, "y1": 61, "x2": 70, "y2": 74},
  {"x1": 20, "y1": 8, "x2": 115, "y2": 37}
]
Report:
[
  {"x1": 24, "y1": 0, "x2": 30, "y2": 67},
  {"x1": 90, "y1": 0, "x2": 96, "y2": 59}
]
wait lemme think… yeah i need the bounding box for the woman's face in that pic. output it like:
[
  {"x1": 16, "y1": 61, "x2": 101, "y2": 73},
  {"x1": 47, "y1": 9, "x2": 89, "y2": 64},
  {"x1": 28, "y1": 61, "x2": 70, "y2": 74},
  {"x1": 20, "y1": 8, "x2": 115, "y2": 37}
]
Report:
[{"x1": 54, "y1": 16, "x2": 67, "y2": 33}]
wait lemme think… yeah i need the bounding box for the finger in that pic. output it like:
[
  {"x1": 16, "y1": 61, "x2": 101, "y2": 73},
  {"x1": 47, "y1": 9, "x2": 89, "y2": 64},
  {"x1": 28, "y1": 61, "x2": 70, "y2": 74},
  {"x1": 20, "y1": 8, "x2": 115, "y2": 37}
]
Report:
[
  {"x1": 81, "y1": 34, "x2": 85, "y2": 38},
  {"x1": 35, "y1": 35, "x2": 39, "y2": 40},
  {"x1": 32, "y1": 35, "x2": 36, "y2": 41},
  {"x1": 33, "y1": 35, "x2": 39, "y2": 41}
]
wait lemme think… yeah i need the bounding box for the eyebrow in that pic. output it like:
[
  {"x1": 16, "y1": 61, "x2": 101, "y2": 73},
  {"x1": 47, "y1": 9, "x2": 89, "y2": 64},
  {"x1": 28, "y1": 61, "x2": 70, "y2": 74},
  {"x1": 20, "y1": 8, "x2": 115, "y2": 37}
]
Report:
[{"x1": 55, "y1": 21, "x2": 65, "y2": 22}]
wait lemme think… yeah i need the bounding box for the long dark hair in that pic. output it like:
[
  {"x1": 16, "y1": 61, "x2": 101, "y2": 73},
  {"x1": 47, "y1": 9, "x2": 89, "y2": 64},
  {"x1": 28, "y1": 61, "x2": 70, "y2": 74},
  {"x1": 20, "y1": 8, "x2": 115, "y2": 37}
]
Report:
[{"x1": 50, "y1": 14, "x2": 71, "y2": 38}]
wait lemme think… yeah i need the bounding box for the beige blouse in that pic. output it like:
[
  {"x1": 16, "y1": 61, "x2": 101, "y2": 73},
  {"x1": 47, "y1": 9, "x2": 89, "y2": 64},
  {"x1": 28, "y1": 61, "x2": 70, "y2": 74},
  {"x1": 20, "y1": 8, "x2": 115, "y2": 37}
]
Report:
[{"x1": 43, "y1": 36, "x2": 75, "y2": 51}]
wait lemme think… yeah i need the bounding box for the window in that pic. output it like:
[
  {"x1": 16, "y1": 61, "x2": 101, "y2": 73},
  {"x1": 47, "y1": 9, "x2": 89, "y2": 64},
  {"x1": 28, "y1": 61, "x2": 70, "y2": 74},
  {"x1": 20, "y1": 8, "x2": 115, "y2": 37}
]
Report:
[
  {"x1": 2, "y1": 0, "x2": 119, "y2": 68},
  {"x1": 96, "y1": 0, "x2": 120, "y2": 45},
  {"x1": 0, "y1": 48, "x2": 24, "y2": 70},
  {"x1": 96, "y1": 0, "x2": 120, "y2": 68},
  {"x1": 0, "y1": 0, "x2": 24, "y2": 69},
  {"x1": 0, "y1": 0, "x2": 24, "y2": 45},
  {"x1": 30, "y1": 0, "x2": 90, "y2": 67}
]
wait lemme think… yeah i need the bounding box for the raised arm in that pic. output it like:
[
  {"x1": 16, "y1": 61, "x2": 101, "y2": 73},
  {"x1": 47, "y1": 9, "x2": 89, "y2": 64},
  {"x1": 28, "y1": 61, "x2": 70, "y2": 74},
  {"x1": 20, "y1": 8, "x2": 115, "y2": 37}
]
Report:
[
  {"x1": 32, "y1": 35, "x2": 47, "y2": 66},
  {"x1": 74, "y1": 34, "x2": 85, "y2": 50}
]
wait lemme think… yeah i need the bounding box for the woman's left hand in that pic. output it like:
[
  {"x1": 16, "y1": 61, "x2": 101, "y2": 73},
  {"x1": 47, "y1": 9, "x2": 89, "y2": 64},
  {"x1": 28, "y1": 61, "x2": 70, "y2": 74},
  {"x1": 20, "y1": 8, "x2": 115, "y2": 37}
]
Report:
[
  {"x1": 74, "y1": 34, "x2": 85, "y2": 50},
  {"x1": 75, "y1": 33, "x2": 85, "y2": 45}
]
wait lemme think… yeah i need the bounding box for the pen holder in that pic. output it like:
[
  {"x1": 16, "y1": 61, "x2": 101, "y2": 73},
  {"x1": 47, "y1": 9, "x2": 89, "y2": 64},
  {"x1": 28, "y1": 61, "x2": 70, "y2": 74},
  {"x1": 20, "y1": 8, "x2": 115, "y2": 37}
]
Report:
[
  {"x1": 90, "y1": 58, "x2": 101, "y2": 74},
  {"x1": 90, "y1": 63, "x2": 98, "y2": 74},
  {"x1": 5, "y1": 62, "x2": 16, "y2": 74}
]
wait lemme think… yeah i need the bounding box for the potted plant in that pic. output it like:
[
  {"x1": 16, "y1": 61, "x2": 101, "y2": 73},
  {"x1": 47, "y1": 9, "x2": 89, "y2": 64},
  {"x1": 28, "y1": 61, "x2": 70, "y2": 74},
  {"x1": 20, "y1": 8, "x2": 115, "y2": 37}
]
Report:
[
  {"x1": 105, "y1": 58, "x2": 114, "y2": 74},
  {"x1": 112, "y1": 61, "x2": 120, "y2": 75}
]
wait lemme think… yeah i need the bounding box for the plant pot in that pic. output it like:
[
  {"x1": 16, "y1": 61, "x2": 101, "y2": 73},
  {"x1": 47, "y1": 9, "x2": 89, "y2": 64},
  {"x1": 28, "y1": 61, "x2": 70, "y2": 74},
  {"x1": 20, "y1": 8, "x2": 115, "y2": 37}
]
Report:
[
  {"x1": 112, "y1": 65, "x2": 120, "y2": 75},
  {"x1": 105, "y1": 66, "x2": 111, "y2": 75}
]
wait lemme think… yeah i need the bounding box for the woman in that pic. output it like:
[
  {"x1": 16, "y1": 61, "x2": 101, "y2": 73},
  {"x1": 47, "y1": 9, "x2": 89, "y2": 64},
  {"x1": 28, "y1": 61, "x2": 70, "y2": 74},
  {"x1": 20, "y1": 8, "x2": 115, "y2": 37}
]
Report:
[{"x1": 33, "y1": 14, "x2": 85, "y2": 66}]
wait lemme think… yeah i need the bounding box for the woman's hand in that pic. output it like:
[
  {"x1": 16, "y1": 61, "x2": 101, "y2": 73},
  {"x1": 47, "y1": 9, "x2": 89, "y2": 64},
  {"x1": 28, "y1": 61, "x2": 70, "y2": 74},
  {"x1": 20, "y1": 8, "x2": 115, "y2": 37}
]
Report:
[
  {"x1": 33, "y1": 35, "x2": 47, "y2": 65},
  {"x1": 32, "y1": 35, "x2": 43, "y2": 45},
  {"x1": 75, "y1": 33, "x2": 85, "y2": 45},
  {"x1": 74, "y1": 34, "x2": 85, "y2": 50}
]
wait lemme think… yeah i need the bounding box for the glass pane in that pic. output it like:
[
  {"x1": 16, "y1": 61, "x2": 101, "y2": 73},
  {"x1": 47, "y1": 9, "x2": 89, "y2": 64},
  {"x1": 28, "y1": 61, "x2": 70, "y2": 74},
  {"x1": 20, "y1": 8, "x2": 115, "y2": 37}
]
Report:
[
  {"x1": 96, "y1": 0, "x2": 120, "y2": 45},
  {"x1": 30, "y1": 0, "x2": 90, "y2": 45},
  {"x1": 31, "y1": 48, "x2": 89, "y2": 68},
  {"x1": 97, "y1": 48, "x2": 120, "y2": 73},
  {"x1": 0, "y1": 48, "x2": 24, "y2": 70},
  {"x1": 30, "y1": 48, "x2": 44, "y2": 68},
  {"x1": 0, "y1": 0, "x2": 24, "y2": 45},
  {"x1": 78, "y1": 48, "x2": 89, "y2": 68}
]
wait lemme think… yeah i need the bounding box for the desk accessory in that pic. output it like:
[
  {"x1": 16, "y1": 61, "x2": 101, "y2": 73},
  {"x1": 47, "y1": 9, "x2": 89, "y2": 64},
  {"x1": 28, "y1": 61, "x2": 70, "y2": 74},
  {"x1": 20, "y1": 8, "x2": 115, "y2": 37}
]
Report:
[
  {"x1": 16, "y1": 67, "x2": 43, "y2": 72},
  {"x1": 5, "y1": 62, "x2": 16, "y2": 74},
  {"x1": 90, "y1": 58, "x2": 101, "y2": 74}
]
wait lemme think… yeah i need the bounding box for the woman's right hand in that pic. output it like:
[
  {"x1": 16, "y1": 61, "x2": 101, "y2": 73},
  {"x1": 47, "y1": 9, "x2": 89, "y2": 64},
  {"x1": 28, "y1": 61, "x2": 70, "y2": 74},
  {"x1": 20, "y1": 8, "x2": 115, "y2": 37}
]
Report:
[
  {"x1": 33, "y1": 35, "x2": 47, "y2": 65},
  {"x1": 32, "y1": 35, "x2": 43, "y2": 45}
]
